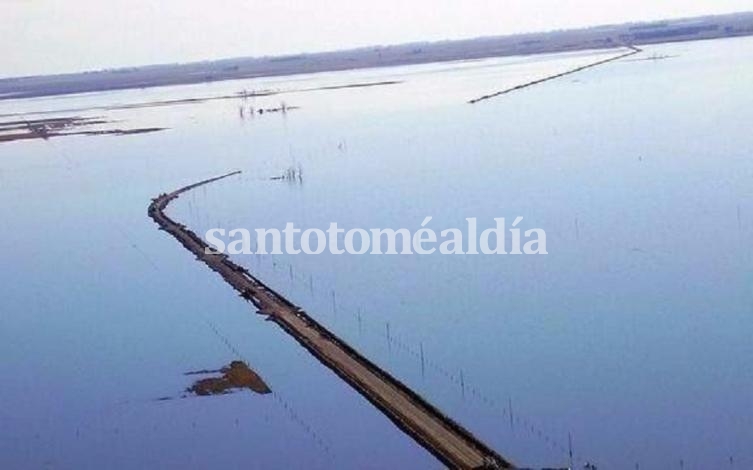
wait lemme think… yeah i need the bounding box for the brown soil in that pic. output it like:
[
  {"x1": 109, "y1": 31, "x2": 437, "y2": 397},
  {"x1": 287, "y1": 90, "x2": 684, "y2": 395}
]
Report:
[
  {"x1": 187, "y1": 361, "x2": 271, "y2": 396},
  {"x1": 149, "y1": 171, "x2": 513, "y2": 469},
  {"x1": 75, "y1": 127, "x2": 166, "y2": 136},
  {"x1": 0, "y1": 115, "x2": 167, "y2": 143}
]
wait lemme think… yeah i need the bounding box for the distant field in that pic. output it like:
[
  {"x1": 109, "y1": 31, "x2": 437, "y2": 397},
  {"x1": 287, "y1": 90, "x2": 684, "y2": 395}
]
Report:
[{"x1": 0, "y1": 11, "x2": 751, "y2": 100}]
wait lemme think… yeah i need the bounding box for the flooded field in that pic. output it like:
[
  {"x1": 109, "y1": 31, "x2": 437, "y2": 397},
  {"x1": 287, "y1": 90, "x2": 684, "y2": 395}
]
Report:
[{"x1": 1, "y1": 37, "x2": 752, "y2": 469}]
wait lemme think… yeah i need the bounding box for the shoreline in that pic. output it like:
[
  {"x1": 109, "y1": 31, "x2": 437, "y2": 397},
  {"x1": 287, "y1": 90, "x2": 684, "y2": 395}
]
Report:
[{"x1": 2, "y1": 11, "x2": 752, "y2": 101}]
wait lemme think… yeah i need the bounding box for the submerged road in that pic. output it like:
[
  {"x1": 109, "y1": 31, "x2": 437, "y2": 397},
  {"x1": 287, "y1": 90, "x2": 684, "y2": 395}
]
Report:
[{"x1": 148, "y1": 171, "x2": 514, "y2": 469}]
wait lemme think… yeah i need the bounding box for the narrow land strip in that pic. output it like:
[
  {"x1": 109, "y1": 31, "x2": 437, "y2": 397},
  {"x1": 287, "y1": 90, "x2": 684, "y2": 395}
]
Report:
[
  {"x1": 148, "y1": 171, "x2": 515, "y2": 470},
  {"x1": 468, "y1": 46, "x2": 642, "y2": 104}
]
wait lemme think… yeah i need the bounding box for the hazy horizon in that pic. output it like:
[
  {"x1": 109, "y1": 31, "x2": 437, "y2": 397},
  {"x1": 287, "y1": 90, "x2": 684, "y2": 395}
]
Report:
[{"x1": 2, "y1": 0, "x2": 752, "y2": 78}]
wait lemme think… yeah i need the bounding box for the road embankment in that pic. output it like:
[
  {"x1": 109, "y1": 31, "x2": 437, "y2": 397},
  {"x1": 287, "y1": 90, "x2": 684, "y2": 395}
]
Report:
[{"x1": 148, "y1": 171, "x2": 514, "y2": 470}]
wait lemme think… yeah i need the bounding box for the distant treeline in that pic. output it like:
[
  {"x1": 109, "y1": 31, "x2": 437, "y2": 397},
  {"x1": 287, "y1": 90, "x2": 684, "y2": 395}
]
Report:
[{"x1": 1, "y1": 11, "x2": 752, "y2": 100}]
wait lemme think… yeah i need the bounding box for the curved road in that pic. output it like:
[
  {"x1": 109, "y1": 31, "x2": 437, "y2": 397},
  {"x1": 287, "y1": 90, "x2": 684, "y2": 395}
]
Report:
[{"x1": 148, "y1": 171, "x2": 514, "y2": 470}]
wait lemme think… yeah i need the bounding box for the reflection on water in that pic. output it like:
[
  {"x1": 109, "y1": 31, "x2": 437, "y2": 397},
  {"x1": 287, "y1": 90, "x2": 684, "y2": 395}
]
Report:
[{"x1": 1, "y1": 37, "x2": 752, "y2": 469}]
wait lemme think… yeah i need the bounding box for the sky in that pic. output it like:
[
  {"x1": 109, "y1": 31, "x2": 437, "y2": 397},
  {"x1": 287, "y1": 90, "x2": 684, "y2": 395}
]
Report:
[{"x1": 2, "y1": 0, "x2": 752, "y2": 77}]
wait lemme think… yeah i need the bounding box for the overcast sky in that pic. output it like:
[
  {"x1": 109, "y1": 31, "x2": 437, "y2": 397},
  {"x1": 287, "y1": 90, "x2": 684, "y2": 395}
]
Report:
[{"x1": 2, "y1": 0, "x2": 751, "y2": 77}]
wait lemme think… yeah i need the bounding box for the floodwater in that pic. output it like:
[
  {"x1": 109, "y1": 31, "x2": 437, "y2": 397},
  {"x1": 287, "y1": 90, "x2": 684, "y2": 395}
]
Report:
[{"x1": 1, "y1": 38, "x2": 752, "y2": 469}]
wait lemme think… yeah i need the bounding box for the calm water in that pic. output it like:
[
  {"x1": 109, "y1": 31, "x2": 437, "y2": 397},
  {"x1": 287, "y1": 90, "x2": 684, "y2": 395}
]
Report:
[{"x1": 1, "y1": 38, "x2": 752, "y2": 469}]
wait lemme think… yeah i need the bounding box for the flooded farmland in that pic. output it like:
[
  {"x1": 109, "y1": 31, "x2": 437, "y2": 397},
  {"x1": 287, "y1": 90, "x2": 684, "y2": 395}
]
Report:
[{"x1": 1, "y1": 36, "x2": 752, "y2": 469}]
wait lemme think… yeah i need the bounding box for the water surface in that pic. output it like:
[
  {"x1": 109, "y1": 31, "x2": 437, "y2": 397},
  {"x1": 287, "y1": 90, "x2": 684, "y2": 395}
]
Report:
[{"x1": 1, "y1": 40, "x2": 752, "y2": 469}]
